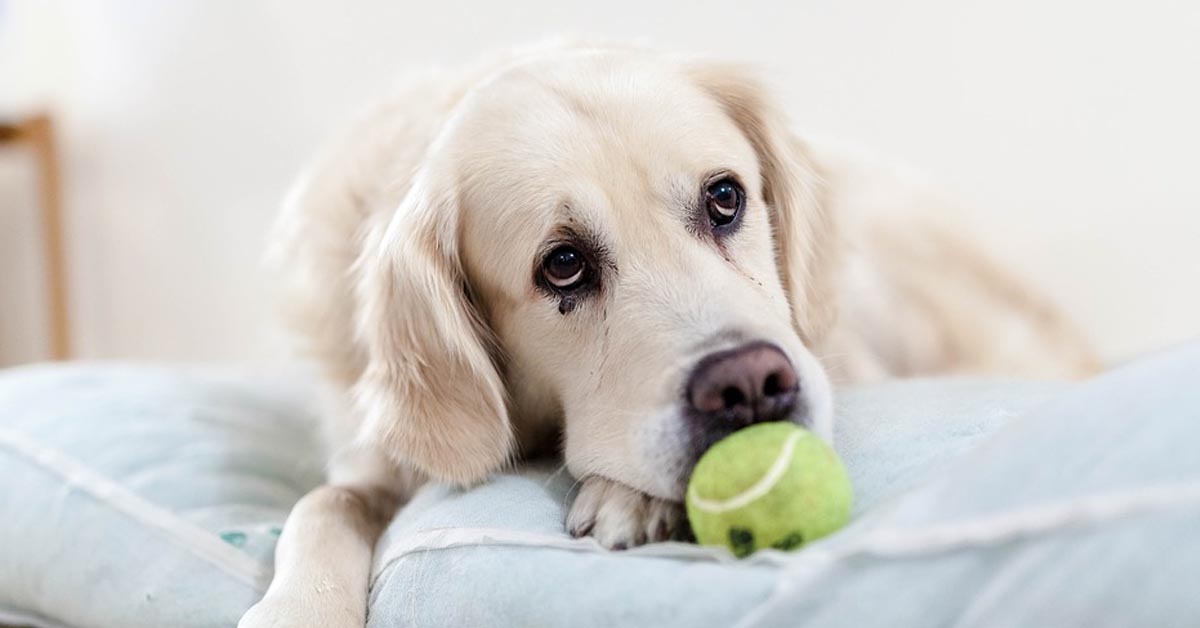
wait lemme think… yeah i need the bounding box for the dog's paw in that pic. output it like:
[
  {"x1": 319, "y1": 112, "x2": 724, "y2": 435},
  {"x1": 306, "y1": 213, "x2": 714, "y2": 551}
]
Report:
[
  {"x1": 238, "y1": 592, "x2": 362, "y2": 628},
  {"x1": 566, "y1": 475, "x2": 689, "y2": 549}
]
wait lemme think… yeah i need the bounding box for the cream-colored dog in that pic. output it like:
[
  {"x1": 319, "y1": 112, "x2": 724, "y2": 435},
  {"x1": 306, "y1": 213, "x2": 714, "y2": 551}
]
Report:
[{"x1": 240, "y1": 42, "x2": 1096, "y2": 627}]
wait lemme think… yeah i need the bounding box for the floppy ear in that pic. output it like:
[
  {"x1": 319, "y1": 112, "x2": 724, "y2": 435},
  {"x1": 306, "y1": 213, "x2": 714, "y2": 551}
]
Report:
[
  {"x1": 352, "y1": 167, "x2": 513, "y2": 486},
  {"x1": 688, "y1": 62, "x2": 840, "y2": 344}
]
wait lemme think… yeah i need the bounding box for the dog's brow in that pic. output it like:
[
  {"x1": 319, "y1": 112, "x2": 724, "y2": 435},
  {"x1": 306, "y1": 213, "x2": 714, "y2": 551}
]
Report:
[
  {"x1": 555, "y1": 223, "x2": 608, "y2": 260},
  {"x1": 691, "y1": 329, "x2": 749, "y2": 354}
]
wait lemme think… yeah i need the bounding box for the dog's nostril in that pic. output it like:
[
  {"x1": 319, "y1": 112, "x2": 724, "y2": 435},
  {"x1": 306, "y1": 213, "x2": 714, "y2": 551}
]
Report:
[
  {"x1": 762, "y1": 372, "x2": 782, "y2": 397},
  {"x1": 720, "y1": 387, "x2": 745, "y2": 409}
]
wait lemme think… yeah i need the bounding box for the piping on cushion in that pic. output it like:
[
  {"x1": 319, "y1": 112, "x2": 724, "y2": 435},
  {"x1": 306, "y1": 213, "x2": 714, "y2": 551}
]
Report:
[{"x1": 0, "y1": 427, "x2": 271, "y2": 591}]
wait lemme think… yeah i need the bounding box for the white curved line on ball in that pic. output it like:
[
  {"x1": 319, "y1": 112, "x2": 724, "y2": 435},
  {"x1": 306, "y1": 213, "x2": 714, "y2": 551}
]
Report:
[{"x1": 688, "y1": 430, "x2": 805, "y2": 514}]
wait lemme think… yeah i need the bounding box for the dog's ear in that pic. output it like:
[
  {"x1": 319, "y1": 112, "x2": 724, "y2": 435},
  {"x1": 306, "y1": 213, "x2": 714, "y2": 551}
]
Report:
[
  {"x1": 688, "y1": 62, "x2": 839, "y2": 344},
  {"x1": 352, "y1": 165, "x2": 513, "y2": 486}
]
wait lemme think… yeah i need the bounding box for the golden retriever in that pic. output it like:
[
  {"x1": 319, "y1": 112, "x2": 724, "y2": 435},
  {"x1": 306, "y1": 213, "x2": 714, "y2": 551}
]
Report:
[{"x1": 239, "y1": 41, "x2": 1096, "y2": 627}]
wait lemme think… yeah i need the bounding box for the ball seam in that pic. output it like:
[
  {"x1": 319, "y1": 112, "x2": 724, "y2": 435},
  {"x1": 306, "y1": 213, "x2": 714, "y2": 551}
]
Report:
[{"x1": 687, "y1": 430, "x2": 806, "y2": 514}]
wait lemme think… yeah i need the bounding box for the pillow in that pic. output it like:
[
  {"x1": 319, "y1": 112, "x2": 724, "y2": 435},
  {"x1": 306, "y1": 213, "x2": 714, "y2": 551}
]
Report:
[
  {"x1": 0, "y1": 365, "x2": 324, "y2": 628},
  {"x1": 2, "y1": 343, "x2": 1198, "y2": 627}
]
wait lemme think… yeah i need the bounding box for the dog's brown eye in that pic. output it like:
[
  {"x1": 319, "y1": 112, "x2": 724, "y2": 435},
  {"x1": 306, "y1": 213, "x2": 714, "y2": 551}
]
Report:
[
  {"x1": 705, "y1": 178, "x2": 744, "y2": 226},
  {"x1": 543, "y1": 245, "x2": 587, "y2": 289}
]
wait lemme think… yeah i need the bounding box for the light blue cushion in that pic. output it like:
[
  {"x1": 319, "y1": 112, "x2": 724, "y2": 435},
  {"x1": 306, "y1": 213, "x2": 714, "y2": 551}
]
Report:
[
  {"x1": 1, "y1": 343, "x2": 1198, "y2": 627},
  {"x1": 0, "y1": 366, "x2": 324, "y2": 628}
]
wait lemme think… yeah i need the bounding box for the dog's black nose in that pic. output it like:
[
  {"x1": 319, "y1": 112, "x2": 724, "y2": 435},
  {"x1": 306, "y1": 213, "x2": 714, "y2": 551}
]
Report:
[{"x1": 686, "y1": 342, "x2": 799, "y2": 428}]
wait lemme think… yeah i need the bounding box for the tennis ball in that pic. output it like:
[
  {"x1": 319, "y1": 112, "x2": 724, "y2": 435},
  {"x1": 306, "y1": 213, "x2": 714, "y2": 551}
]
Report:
[{"x1": 686, "y1": 422, "x2": 852, "y2": 557}]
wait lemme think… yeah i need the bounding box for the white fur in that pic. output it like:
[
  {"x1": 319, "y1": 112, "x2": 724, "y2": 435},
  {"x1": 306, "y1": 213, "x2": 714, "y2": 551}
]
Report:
[{"x1": 242, "y1": 41, "x2": 1095, "y2": 628}]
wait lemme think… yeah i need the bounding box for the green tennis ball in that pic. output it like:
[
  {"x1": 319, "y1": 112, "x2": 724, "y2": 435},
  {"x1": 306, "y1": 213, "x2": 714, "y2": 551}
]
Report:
[{"x1": 686, "y1": 422, "x2": 852, "y2": 557}]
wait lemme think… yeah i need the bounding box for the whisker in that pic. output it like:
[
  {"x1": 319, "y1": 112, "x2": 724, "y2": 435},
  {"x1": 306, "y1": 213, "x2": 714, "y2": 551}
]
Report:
[
  {"x1": 542, "y1": 461, "x2": 571, "y2": 489},
  {"x1": 559, "y1": 470, "x2": 585, "y2": 514}
]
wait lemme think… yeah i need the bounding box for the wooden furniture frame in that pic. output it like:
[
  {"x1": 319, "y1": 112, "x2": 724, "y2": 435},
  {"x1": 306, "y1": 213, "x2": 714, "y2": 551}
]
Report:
[{"x1": 0, "y1": 113, "x2": 71, "y2": 360}]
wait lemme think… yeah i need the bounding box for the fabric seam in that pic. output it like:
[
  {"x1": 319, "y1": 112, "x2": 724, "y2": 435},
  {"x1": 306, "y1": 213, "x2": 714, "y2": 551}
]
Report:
[
  {"x1": 370, "y1": 482, "x2": 1200, "y2": 596},
  {"x1": 0, "y1": 427, "x2": 270, "y2": 592},
  {"x1": 731, "y1": 481, "x2": 1200, "y2": 628}
]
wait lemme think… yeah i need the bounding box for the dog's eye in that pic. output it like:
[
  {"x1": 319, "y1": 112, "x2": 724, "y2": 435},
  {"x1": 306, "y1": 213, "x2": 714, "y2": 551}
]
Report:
[
  {"x1": 542, "y1": 245, "x2": 587, "y2": 289},
  {"x1": 705, "y1": 178, "x2": 744, "y2": 227}
]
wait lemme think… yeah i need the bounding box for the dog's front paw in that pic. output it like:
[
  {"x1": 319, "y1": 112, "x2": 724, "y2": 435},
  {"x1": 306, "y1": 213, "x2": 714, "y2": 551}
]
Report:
[
  {"x1": 566, "y1": 475, "x2": 689, "y2": 549},
  {"x1": 238, "y1": 592, "x2": 362, "y2": 628}
]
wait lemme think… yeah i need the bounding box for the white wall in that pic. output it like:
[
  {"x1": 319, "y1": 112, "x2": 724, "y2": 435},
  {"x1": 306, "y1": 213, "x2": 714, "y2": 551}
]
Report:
[{"x1": 2, "y1": 0, "x2": 1197, "y2": 365}]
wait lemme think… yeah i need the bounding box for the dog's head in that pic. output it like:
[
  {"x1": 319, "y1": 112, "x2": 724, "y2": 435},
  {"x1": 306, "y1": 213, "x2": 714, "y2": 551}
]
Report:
[{"x1": 354, "y1": 48, "x2": 836, "y2": 500}]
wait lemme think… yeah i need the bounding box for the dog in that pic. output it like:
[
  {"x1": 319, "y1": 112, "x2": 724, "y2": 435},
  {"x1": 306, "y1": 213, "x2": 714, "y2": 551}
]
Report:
[{"x1": 239, "y1": 41, "x2": 1097, "y2": 627}]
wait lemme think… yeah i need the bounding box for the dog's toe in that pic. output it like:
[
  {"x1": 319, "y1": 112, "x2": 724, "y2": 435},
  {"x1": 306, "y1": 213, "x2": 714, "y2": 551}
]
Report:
[
  {"x1": 643, "y1": 495, "x2": 689, "y2": 542},
  {"x1": 567, "y1": 476, "x2": 685, "y2": 549},
  {"x1": 566, "y1": 476, "x2": 605, "y2": 538}
]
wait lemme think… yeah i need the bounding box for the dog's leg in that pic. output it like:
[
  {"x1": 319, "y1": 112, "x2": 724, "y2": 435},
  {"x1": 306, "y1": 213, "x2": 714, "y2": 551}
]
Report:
[{"x1": 239, "y1": 449, "x2": 420, "y2": 628}]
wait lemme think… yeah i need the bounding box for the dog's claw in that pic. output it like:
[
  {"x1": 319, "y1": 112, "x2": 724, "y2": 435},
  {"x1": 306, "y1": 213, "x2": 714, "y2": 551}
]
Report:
[{"x1": 568, "y1": 519, "x2": 594, "y2": 538}]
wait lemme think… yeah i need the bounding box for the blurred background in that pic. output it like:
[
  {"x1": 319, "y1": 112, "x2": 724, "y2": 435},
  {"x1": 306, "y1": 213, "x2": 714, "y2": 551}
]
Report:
[{"x1": 1, "y1": 0, "x2": 1197, "y2": 367}]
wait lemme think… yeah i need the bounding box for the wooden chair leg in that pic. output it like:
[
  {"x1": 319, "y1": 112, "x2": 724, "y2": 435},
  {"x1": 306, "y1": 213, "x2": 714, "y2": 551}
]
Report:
[
  {"x1": 1, "y1": 114, "x2": 71, "y2": 360},
  {"x1": 29, "y1": 115, "x2": 71, "y2": 360}
]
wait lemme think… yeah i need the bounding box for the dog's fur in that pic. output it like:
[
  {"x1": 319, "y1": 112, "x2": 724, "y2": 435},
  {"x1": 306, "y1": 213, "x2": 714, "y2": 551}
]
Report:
[{"x1": 239, "y1": 42, "x2": 1097, "y2": 627}]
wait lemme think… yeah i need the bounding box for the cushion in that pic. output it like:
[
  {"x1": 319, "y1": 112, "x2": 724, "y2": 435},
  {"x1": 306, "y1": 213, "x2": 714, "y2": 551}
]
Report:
[
  {"x1": 0, "y1": 366, "x2": 323, "y2": 628},
  {"x1": 2, "y1": 343, "x2": 1199, "y2": 627}
]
